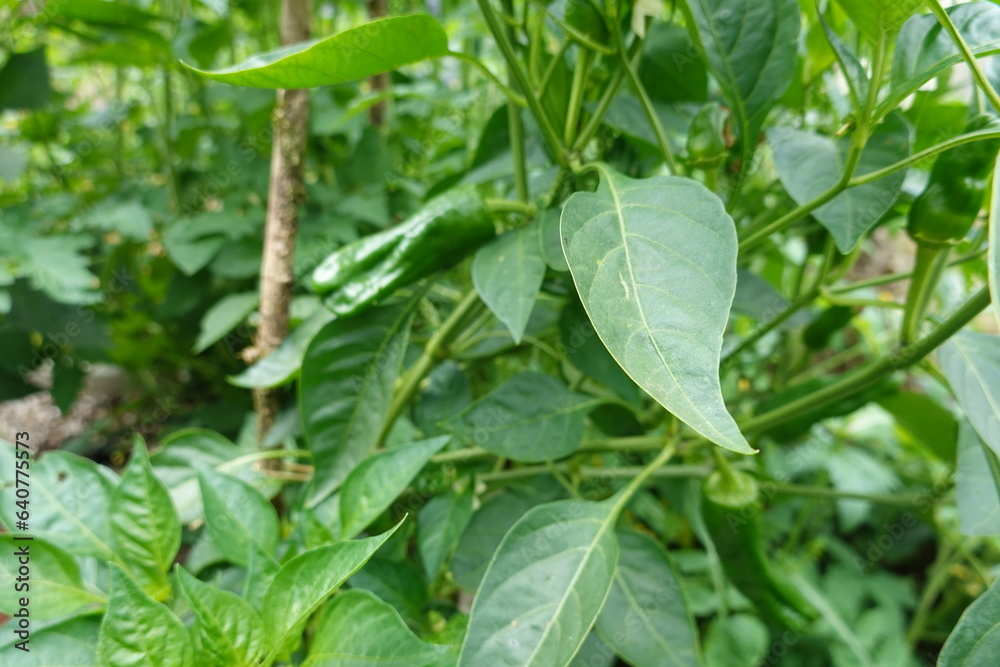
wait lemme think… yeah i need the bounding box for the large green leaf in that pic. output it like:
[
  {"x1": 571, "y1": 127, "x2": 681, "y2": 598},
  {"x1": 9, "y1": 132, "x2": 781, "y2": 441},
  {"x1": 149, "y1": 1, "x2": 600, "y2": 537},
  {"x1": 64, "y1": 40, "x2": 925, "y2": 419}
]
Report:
[
  {"x1": 685, "y1": 0, "x2": 799, "y2": 142},
  {"x1": 186, "y1": 15, "x2": 448, "y2": 88},
  {"x1": 0, "y1": 534, "x2": 105, "y2": 621},
  {"x1": 885, "y1": 3, "x2": 1000, "y2": 118},
  {"x1": 458, "y1": 498, "x2": 620, "y2": 667},
  {"x1": 0, "y1": 616, "x2": 99, "y2": 665},
  {"x1": 473, "y1": 221, "x2": 547, "y2": 344},
  {"x1": 197, "y1": 466, "x2": 280, "y2": 566},
  {"x1": 175, "y1": 566, "x2": 266, "y2": 667},
  {"x1": 834, "y1": 0, "x2": 922, "y2": 44},
  {"x1": 110, "y1": 439, "x2": 180, "y2": 596},
  {"x1": 769, "y1": 112, "x2": 911, "y2": 252},
  {"x1": 262, "y1": 521, "x2": 401, "y2": 660},
  {"x1": 938, "y1": 579, "x2": 1000, "y2": 666},
  {"x1": 560, "y1": 165, "x2": 750, "y2": 453},
  {"x1": 594, "y1": 531, "x2": 700, "y2": 667},
  {"x1": 229, "y1": 308, "x2": 335, "y2": 388},
  {"x1": 304, "y1": 590, "x2": 454, "y2": 666},
  {"x1": 940, "y1": 332, "x2": 1000, "y2": 459},
  {"x1": 339, "y1": 435, "x2": 450, "y2": 539},
  {"x1": 442, "y1": 372, "x2": 601, "y2": 462},
  {"x1": 956, "y1": 420, "x2": 1000, "y2": 536},
  {"x1": 0, "y1": 449, "x2": 117, "y2": 560},
  {"x1": 300, "y1": 304, "x2": 414, "y2": 505},
  {"x1": 96, "y1": 564, "x2": 194, "y2": 667},
  {"x1": 418, "y1": 486, "x2": 475, "y2": 581}
]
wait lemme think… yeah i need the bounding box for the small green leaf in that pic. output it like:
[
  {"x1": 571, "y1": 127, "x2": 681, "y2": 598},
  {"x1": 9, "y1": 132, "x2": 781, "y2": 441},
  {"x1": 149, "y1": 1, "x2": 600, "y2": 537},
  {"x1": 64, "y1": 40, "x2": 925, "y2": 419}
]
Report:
[
  {"x1": 473, "y1": 221, "x2": 547, "y2": 344},
  {"x1": 990, "y1": 152, "x2": 1000, "y2": 327},
  {"x1": 339, "y1": 435, "x2": 450, "y2": 539},
  {"x1": 193, "y1": 292, "x2": 259, "y2": 354},
  {"x1": 229, "y1": 308, "x2": 335, "y2": 388},
  {"x1": 686, "y1": 0, "x2": 799, "y2": 142},
  {"x1": 955, "y1": 420, "x2": 1000, "y2": 536},
  {"x1": 418, "y1": 486, "x2": 475, "y2": 581},
  {"x1": 186, "y1": 15, "x2": 448, "y2": 89},
  {"x1": 0, "y1": 534, "x2": 105, "y2": 621},
  {"x1": 262, "y1": 520, "x2": 402, "y2": 660},
  {"x1": 97, "y1": 564, "x2": 194, "y2": 667},
  {"x1": 300, "y1": 304, "x2": 414, "y2": 505},
  {"x1": 458, "y1": 498, "x2": 620, "y2": 666},
  {"x1": 175, "y1": 566, "x2": 266, "y2": 667},
  {"x1": 304, "y1": 589, "x2": 454, "y2": 666},
  {"x1": 834, "y1": 0, "x2": 923, "y2": 43},
  {"x1": 595, "y1": 530, "x2": 701, "y2": 667},
  {"x1": 769, "y1": 112, "x2": 911, "y2": 252},
  {"x1": 703, "y1": 613, "x2": 769, "y2": 667},
  {"x1": 561, "y1": 165, "x2": 751, "y2": 453},
  {"x1": 938, "y1": 579, "x2": 1000, "y2": 666},
  {"x1": 0, "y1": 616, "x2": 99, "y2": 665},
  {"x1": 442, "y1": 372, "x2": 600, "y2": 462},
  {"x1": 0, "y1": 48, "x2": 51, "y2": 110},
  {"x1": 110, "y1": 438, "x2": 180, "y2": 596},
  {"x1": 197, "y1": 465, "x2": 280, "y2": 566},
  {"x1": 940, "y1": 331, "x2": 1000, "y2": 460}
]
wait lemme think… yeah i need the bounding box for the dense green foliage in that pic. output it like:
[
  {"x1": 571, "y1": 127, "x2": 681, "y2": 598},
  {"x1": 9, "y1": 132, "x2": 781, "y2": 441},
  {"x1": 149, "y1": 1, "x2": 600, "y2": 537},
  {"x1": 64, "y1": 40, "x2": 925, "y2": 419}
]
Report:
[{"x1": 2, "y1": 0, "x2": 1000, "y2": 665}]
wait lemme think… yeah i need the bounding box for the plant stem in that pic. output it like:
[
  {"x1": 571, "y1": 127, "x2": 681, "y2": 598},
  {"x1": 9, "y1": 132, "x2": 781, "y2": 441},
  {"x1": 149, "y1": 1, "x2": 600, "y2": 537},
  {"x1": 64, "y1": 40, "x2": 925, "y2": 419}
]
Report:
[
  {"x1": 610, "y1": 444, "x2": 677, "y2": 513},
  {"x1": 901, "y1": 244, "x2": 949, "y2": 344},
  {"x1": 769, "y1": 484, "x2": 920, "y2": 506},
  {"x1": 907, "y1": 538, "x2": 959, "y2": 649},
  {"x1": 564, "y1": 48, "x2": 592, "y2": 146},
  {"x1": 446, "y1": 51, "x2": 527, "y2": 106},
  {"x1": 476, "y1": 0, "x2": 567, "y2": 165},
  {"x1": 927, "y1": 0, "x2": 1000, "y2": 114},
  {"x1": 722, "y1": 288, "x2": 816, "y2": 363},
  {"x1": 572, "y1": 40, "x2": 641, "y2": 154},
  {"x1": 828, "y1": 249, "x2": 986, "y2": 293},
  {"x1": 378, "y1": 292, "x2": 482, "y2": 446},
  {"x1": 741, "y1": 286, "x2": 991, "y2": 436},
  {"x1": 484, "y1": 198, "x2": 537, "y2": 215},
  {"x1": 849, "y1": 129, "x2": 1000, "y2": 186}
]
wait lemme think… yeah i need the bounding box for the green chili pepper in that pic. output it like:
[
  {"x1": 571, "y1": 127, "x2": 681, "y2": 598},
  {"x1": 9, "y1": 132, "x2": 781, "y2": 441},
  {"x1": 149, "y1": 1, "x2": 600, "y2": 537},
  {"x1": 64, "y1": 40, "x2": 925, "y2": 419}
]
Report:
[
  {"x1": 907, "y1": 114, "x2": 1000, "y2": 247},
  {"x1": 687, "y1": 104, "x2": 728, "y2": 170},
  {"x1": 903, "y1": 114, "x2": 1000, "y2": 342},
  {"x1": 308, "y1": 188, "x2": 495, "y2": 317},
  {"x1": 702, "y1": 468, "x2": 817, "y2": 630}
]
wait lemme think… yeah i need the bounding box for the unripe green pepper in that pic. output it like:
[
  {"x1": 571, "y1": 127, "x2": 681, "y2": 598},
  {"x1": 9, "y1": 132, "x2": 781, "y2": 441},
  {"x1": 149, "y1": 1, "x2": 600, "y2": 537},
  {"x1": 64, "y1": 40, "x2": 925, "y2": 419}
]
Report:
[
  {"x1": 702, "y1": 469, "x2": 817, "y2": 630},
  {"x1": 308, "y1": 188, "x2": 495, "y2": 317},
  {"x1": 687, "y1": 104, "x2": 728, "y2": 170},
  {"x1": 907, "y1": 114, "x2": 1000, "y2": 247}
]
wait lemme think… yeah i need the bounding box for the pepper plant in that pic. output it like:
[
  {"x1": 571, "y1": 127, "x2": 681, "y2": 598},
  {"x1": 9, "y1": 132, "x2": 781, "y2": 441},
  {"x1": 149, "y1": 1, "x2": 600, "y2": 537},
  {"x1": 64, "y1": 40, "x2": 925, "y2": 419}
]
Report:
[{"x1": 4, "y1": 0, "x2": 1000, "y2": 665}]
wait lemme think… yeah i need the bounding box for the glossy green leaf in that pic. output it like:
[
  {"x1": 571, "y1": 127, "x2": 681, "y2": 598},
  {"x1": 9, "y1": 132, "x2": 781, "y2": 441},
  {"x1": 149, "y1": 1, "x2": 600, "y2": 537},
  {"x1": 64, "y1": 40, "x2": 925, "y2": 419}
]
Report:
[
  {"x1": 229, "y1": 308, "x2": 335, "y2": 388},
  {"x1": 473, "y1": 221, "x2": 547, "y2": 344},
  {"x1": 186, "y1": 15, "x2": 448, "y2": 88},
  {"x1": 885, "y1": 3, "x2": 1000, "y2": 117},
  {"x1": 110, "y1": 439, "x2": 180, "y2": 596},
  {"x1": 640, "y1": 22, "x2": 708, "y2": 103},
  {"x1": 834, "y1": 0, "x2": 922, "y2": 43},
  {"x1": 458, "y1": 498, "x2": 620, "y2": 667},
  {"x1": 990, "y1": 152, "x2": 1000, "y2": 327},
  {"x1": 339, "y1": 435, "x2": 450, "y2": 539},
  {"x1": 685, "y1": 0, "x2": 799, "y2": 141},
  {"x1": 244, "y1": 542, "x2": 280, "y2": 613},
  {"x1": 0, "y1": 449, "x2": 117, "y2": 560},
  {"x1": 938, "y1": 579, "x2": 1000, "y2": 666},
  {"x1": 769, "y1": 113, "x2": 911, "y2": 252},
  {"x1": 0, "y1": 534, "x2": 105, "y2": 621},
  {"x1": 175, "y1": 566, "x2": 266, "y2": 667},
  {"x1": 414, "y1": 361, "x2": 471, "y2": 437},
  {"x1": 262, "y1": 520, "x2": 402, "y2": 660},
  {"x1": 595, "y1": 530, "x2": 700, "y2": 667},
  {"x1": 300, "y1": 304, "x2": 414, "y2": 505},
  {"x1": 940, "y1": 331, "x2": 1000, "y2": 460},
  {"x1": 560, "y1": 165, "x2": 750, "y2": 453},
  {"x1": 442, "y1": 372, "x2": 600, "y2": 462},
  {"x1": 956, "y1": 420, "x2": 1000, "y2": 536},
  {"x1": 305, "y1": 590, "x2": 454, "y2": 666},
  {"x1": 197, "y1": 465, "x2": 280, "y2": 566},
  {"x1": 418, "y1": 485, "x2": 475, "y2": 580},
  {"x1": 0, "y1": 616, "x2": 99, "y2": 665},
  {"x1": 348, "y1": 559, "x2": 428, "y2": 626},
  {"x1": 193, "y1": 291, "x2": 258, "y2": 353},
  {"x1": 96, "y1": 564, "x2": 194, "y2": 667},
  {"x1": 818, "y1": 13, "x2": 868, "y2": 110}
]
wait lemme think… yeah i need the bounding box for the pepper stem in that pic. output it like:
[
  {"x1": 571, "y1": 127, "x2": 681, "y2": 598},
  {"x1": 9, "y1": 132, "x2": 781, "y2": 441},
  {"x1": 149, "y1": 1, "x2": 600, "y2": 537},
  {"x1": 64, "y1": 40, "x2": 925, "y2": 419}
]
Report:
[{"x1": 901, "y1": 244, "x2": 949, "y2": 345}]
